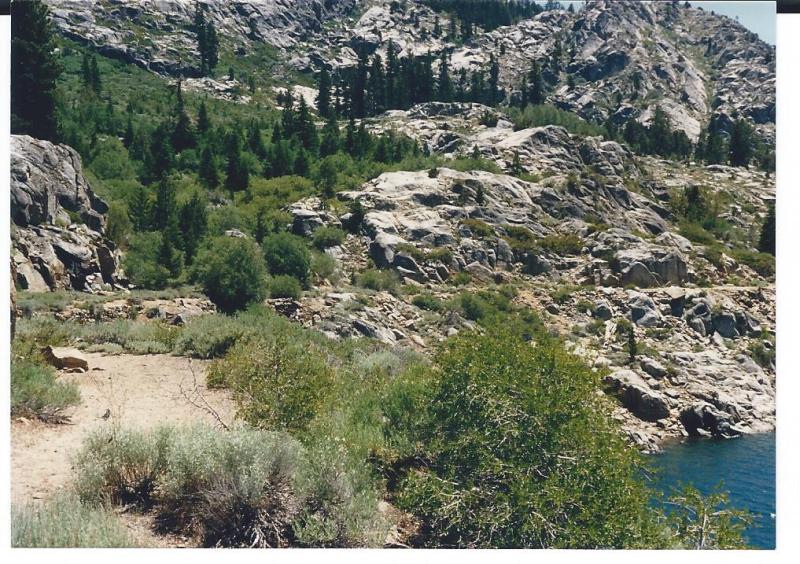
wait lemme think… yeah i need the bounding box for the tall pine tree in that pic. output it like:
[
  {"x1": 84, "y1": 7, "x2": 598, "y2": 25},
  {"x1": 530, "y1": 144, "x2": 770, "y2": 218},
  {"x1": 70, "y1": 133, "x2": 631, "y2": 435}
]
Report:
[{"x1": 11, "y1": 0, "x2": 62, "y2": 141}]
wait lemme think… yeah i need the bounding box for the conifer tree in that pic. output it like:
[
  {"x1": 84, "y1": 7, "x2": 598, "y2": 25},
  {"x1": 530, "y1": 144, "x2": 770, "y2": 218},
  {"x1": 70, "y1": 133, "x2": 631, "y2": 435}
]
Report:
[
  {"x1": 179, "y1": 192, "x2": 208, "y2": 264},
  {"x1": 528, "y1": 60, "x2": 544, "y2": 105},
  {"x1": 247, "y1": 121, "x2": 267, "y2": 159},
  {"x1": 352, "y1": 51, "x2": 369, "y2": 118},
  {"x1": 345, "y1": 117, "x2": 357, "y2": 156},
  {"x1": 317, "y1": 66, "x2": 333, "y2": 119},
  {"x1": 254, "y1": 208, "x2": 267, "y2": 244},
  {"x1": 148, "y1": 123, "x2": 176, "y2": 181},
  {"x1": 295, "y1": 97, "x2": 319, "y2": 152},
  {"x1": 294, "y1": 148, "x2": 311, "y2": 176},
  {"x1": 197, "y1": 100, "x2": 211, "y2": 134},
  {"x1": 225, "y1": 132, "x2": 249, "y2": 194},
  {"x1": 89, "y1": 56, "x2": 102, "y2": 94},
  {"x1": 320, "y1": 115, "x2": 341, "y2": 157},
  {"x1": 488, "y1": 54, "x2": 500, "y2": 105},
  {"x1": 154, "y1": 178, "x2": 178, "y2": 232},
  {"x1": 437, "y1": 52, "x2": 453, "y2": 102},
  {"x1": 758, "y1": 202, "x2": 776, "y2": 256},
  {"x1": 729, "y1": 118, "x2": 754, "y2": 168},
  {"x1": 367, "y1": 54, "x2": 387, "y2": 115},
  {"x1": 172, "y1": 80, "x2": 196, "y2": 152},
  {"x1": 123, "y1": 115, "x2": 135, "y2": 149},
  {"x1": 11, "y1": 0, "x2": 62, "y2": 141},
  {"x1": 386, "y1": 41, "x2": 400, "y2": 108},
  {"x1": 128, "y1": 186, "x2": 153, "y2": 232},
  {"x1": 199, "y1": 146, "x2": 220, "y2": 188}
]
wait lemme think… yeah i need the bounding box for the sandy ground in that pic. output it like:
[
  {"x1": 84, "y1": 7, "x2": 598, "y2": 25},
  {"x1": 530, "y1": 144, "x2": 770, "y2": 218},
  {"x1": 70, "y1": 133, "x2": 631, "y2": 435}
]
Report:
[{"x1": 11, "y1": 352, "x2": 236, "y2": 507}]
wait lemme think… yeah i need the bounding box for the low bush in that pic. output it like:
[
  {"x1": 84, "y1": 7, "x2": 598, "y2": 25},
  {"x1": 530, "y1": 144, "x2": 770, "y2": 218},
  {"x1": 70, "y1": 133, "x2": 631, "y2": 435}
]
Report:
[
  {"x1": 173, "y1": 314, "x2": 248, "y2": 359},
  {"x1": 393, "y1": 328, "x2": 666, "y2": 548},
  {"x1": 312, "y1": 226, "x2": 346, "y2": 250},
  {"x1": 208, "y1": 336, "x2": 335, "y2": 432},
  {"x1": 10, "y1": 359, "x2": 80, "y2": 422},
  {"x1": 412, "y1": 293, "x2": 444, "y2": 312},
  {"x1": 269, "y1": 275, "x2": 302, "y2": 299},
  {"x1": 539, "y1": 233, "x2": 584, "y2": 255},
  {"x1": 460, "y1": 218, "x2": 495, "y2": 238},
  {"x1": 263, "y1": 232, "x2": 312, "y2": 285},
  {"x1": 356, "y1": 269, "x2": 399, "y2": 292},
  {"x1": 11, "y1": 493, "x2": 142, "y2": 548},
  {"x1": 730, "y1": 248, "x2": 775, "y2": 278},
  {"x1": 193, "y1": 236, "x2": 269, "y2": 313},
  {"x1": 311, "y1": 250, "x2": 337, "y2": 283}
]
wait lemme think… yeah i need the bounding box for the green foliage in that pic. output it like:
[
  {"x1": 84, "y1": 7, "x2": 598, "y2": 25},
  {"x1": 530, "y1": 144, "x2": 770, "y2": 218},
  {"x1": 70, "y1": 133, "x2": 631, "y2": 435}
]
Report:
[
  {"x1": 12, "y1": 493, "x2": 142, "y2": 548},
  {"x1": 356, "y1": 268, "x2": 400, "y2": 292},
  {"x1": 538, "y1": 233, "x2": 583, "y2": 255},
  {"x1": 460, "y1": 218, "x2": 495, "y2": 238},
  {"x1": 312, "y1": 226, "x2": 346, "y2": 249},
  {"x1": 412, "y1": 293, "x2": 444, "y2": 312},
  {"x1": 758, "y1": 202, "x2": 775, "y2": 256},
  {"x1": 105, "y1": 200, "x2": 132, "y2": 248},
  {"x1": 508, "y1": 104, "x2": 606, "y2": 137},
  {"x1": 269, "y1": 275, "x2": 302, "y2": 299},
  {"x1": 446, "y1": 157, "x2": 503, "y2": 174},
  {"x1": 11, "y1": 0, "x2": 61, "y2": 141},
  {"x1": 193, "y1": 236, "x2": 268, "y2": 313},
  {"x1": 123, "y1": 232, "x2": 170, "y2": 290},
  {"x1": 209, "y1": 336, "x2": 335, "y2": 432},
  {"x1": 394, "y1": 329, "x2": 666, "y2": 548},
  {"x1": 730, "y1": 248, "x2": 775, "y2": 277},
  {"x1": 11, "y1": 358, "x2": 80, "y2": 422},
  {"x1": 262, "y1": 232, "x2": 312, "y2": 285},
  {"x1": 664, "y1": 485, "x2": 752, "y2": 549}
]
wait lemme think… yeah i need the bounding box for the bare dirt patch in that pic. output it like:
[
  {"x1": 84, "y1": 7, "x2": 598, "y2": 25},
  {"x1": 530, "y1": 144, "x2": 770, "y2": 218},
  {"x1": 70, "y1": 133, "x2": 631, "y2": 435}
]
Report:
[{"x1": 11, "y1": 352, "x2": 236, "y2": 506}]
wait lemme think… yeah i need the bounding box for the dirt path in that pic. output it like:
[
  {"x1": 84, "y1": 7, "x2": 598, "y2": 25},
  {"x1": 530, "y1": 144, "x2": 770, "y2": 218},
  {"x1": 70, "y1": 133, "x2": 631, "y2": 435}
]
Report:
[{"x1": 11, "y1": 352, "x2": 236, "y2": 506}]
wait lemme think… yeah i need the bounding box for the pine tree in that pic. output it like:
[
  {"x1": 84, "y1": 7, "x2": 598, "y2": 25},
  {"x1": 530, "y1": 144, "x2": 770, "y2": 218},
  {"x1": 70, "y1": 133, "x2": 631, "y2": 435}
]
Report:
[
  {"x1": 199, "y1": 146, "x2": 220, "y2": 188},
  {"x1": 386, "y1": 41, "x2": 399, "y2": 108},
  {"x1": 320, "y1": 115, "x2": 341, "y2": 157},
  {"x1": 89, "y1": 55, "x2": 102, "y2": 94},
  {"x1": 148, "y1": 123, "x2": 176, "y2": 181},
  {"x1": 254, "y1": 208, "x2": 267, "y2": 244},
  {"x1": 197, "y1": 99, "x2": 211, "y2": 134},
  {"x1": 345, "y1": 117, "x2": 357, "y2": 156},
  {"x1": 729, "y1": 118, "x2": 754, "y2": 168},
  {"x1": 294, "y1": 148, "x2": 311, "y2": 176},
  {"x1": 178, "y1": 192, "x2": 208, "y2": 264},
  {"x1": 649, "y1": 106, "x2": 673, "y2": 156},
  {"x1": 352, "y1": 51, "x2": 369, "y2": 118},
  {"x1": 225, "y1": 132, "x2": 249, "y2": 194},
  {"x1": 154, "y1": 178, "x2": 178, "y2": 232},
  {"x1": 433, "y1": 16, "x2": 442, "y2": 38},
  {"x1": 295, "y1": 97, "x2": 318, "y2": 152},
  {"x1": 203, "y1": 22, "x2": 219, "y2": 76},
  {"x1": 317, "y1": 66, "x2": 333, "y2": 119},
  {"x1": 367, "y1": 54, "x2": 386, "y2": 116},
  {"x1": 528, "y1": 60, "x2": 544, "y2": 105},
  {"x1": 128, "y1": 186, "x2": 152, "y2": 232},
  {"x1": 247, "y1": 122, "x2": 267, "y2": 159},
  {"x1": 172, "y1": 80, "x2": 196, "y2": 152},
  {"x1": 157, "y1": 231, "x2": 183, "y2": 279},
  {"x1": 11, "y1": 0, "x2": 62, "y2": 141},
  {"x1": 489, "y1": 55, "x2": 502, "y2": 105},
  {"x1": 758, "y1": 202, "x2": 776, "y2": 256},
  {"x1": 437, "y1": 52, "x2": 453, "y2": 102},
  {"x1": 123, "y1": 115, "x2": 135, "y2": 149}
]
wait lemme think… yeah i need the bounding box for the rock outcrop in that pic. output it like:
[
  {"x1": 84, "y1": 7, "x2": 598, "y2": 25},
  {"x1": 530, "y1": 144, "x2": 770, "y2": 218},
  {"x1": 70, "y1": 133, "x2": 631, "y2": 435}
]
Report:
[{"x1": 11, "y1": 135, "x2": 125, "y2": 293}]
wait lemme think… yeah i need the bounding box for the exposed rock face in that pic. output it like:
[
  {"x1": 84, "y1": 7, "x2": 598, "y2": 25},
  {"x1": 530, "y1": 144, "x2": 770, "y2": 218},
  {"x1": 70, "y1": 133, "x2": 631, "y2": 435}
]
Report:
[
  {"x1": 10, "y1": 135, "x2": 125, "y2": 293},
  {"x1": 46, "y1": 0, "x2": 356, "y2": 76}
]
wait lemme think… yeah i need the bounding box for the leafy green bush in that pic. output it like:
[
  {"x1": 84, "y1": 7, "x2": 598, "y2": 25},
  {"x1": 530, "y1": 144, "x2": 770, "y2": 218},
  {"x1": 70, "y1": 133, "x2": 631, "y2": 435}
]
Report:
[
  {"x1": 11, "y1": 359, "x2": 80, "y2": 422},
  {"x1": 446, "y1": 157, "x2": 503, "y2": 174},
  {"x1": 412, "y1": 293, "x2": 444, "y2": 312},
  {"x1": 156, "y1": 425, "x2": 305, "y2": 547},
  {"x1": 311, "y1": 250, "x2": 337, "y2": 283},
  {"x1": 394, "y1": 329, "x2": 666, "y2": 548},
  {"x1": 263, "y1": 232, "x2": 312, "y2": 284},
  {"x1": 269, "y1": 275, "x2": 302, "y2": 299},
  {"x1": 730, "y1": 248, "x2": 775, "y2": 277},
  {"x1": 460, "y1": 218, "x2": 495, "y2": 238},
  {"x1": 539, "y1": 233, "x2": 583, "y2": 255},
  {"x1": 356, "y1": 268, "x2": 399, "y2": 292},
  {"x1": 193, "y1": 236, "x2": 268, "y2": 313},
  {"x1": 312, "y1": 226, "x2": 346, "y2": 249},
  {"x1": 173, "y1": 314, "x2": 248, "y2": 359},
  {"x1": 508, "y1": 104, "x2": 607, "y2": 137},
  {"x1": 74, "y1": 426, "x2": 174, "y2": 506},
  {"x1": 123, "y1": 232, "x2": 170, "y2": 290},
  {"x1": 11, "y1": 493, "x2": 142, "y2": 548},
  {"x1": 208, "y1": 336, "x2": 334, "y2": 432}
]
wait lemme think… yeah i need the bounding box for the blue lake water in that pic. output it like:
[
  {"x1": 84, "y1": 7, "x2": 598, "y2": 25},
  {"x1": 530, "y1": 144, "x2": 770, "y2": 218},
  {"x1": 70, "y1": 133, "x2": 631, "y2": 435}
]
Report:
[{"x1": 650, "y1": 432, "x2": 776, "y2": 549}]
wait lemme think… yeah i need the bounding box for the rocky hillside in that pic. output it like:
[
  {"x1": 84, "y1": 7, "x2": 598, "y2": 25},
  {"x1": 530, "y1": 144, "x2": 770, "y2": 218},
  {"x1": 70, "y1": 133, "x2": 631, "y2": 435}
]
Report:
[
  {"x1": 11, "y1": 135, "x2": 125, "y2": 293},
  {"x1": 26, "y1": 0, "x2": 776, "y2": 452},
  {"x1": 46, "y1": 0, "x2": 774, "y2": 140}
]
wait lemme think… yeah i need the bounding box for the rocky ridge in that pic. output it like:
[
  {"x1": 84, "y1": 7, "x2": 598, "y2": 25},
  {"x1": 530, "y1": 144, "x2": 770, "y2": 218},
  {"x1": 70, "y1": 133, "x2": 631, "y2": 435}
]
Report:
[{"x1": 10, "y1": 135, "x2": 125, "y2": 293}]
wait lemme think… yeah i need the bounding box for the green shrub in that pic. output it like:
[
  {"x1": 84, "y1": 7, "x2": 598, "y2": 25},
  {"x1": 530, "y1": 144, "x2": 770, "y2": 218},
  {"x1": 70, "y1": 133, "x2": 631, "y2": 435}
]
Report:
[
  {"x1": 446, "y1": 157, "x2": 502, "y2": 174},
  {"x1": 730, "y1": 248, "x2": 775, "y2": 277},
  {"x1": 748, "y1": 339, "x2": 775, "y2": 369},
  {"x1": 394, "y1": 329, "x2": 666, "y2": 548},
  {"x1": 449, "y1": 272, "x2": 471, "y2": 286},
  {"x1": 11, "y1": 493, "x2": 142, "y2": 548},
  {"x1": 193, "y1": 236, "x2": 268, "y2": 313},
  {"x1": 356, "y1": 268, "x2": 399, "y2": 292},
  {"x1": 173, "y1": 314, "x2": 248, "y2": 359},
  {"x1": 269, "y1": 275, "x2": 302, "y2": 299},
  {"x1": 123, "y1": 232, "x2": 170, "y2": 290},
  {"x1": 208, "y1": 336, "x2": 334, "y2": 432},
  {"x1": 312, "y1": 226, "x2": 346, "y2": 249},
  {"x1": 11, "y1": 356, "x2": 80, "y2": 422},
  {"x1": 460, "y1": 218, "x2": 495, "y2": 238},
  {"x1": 156, "y1": 425, "x2": 305, "y2": 547},
  {"x1": 263, "y1": 232, "x2": 312, "y2": 284},
  {"x1": 539, "y1": 233, "x2": 584, "y2": 255},
  {"x1": 508, "y1": 104, "x2": 607, "y2": 137},
  {"x1": 412, "y1": 293, "x2": 444, "y2": 312},
  {"x1": 74, "y1": 426, "x2": 174, "y2": 506},
  {"x1": 311, "y1": 250, "x2": 337, "y2": 283}
]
